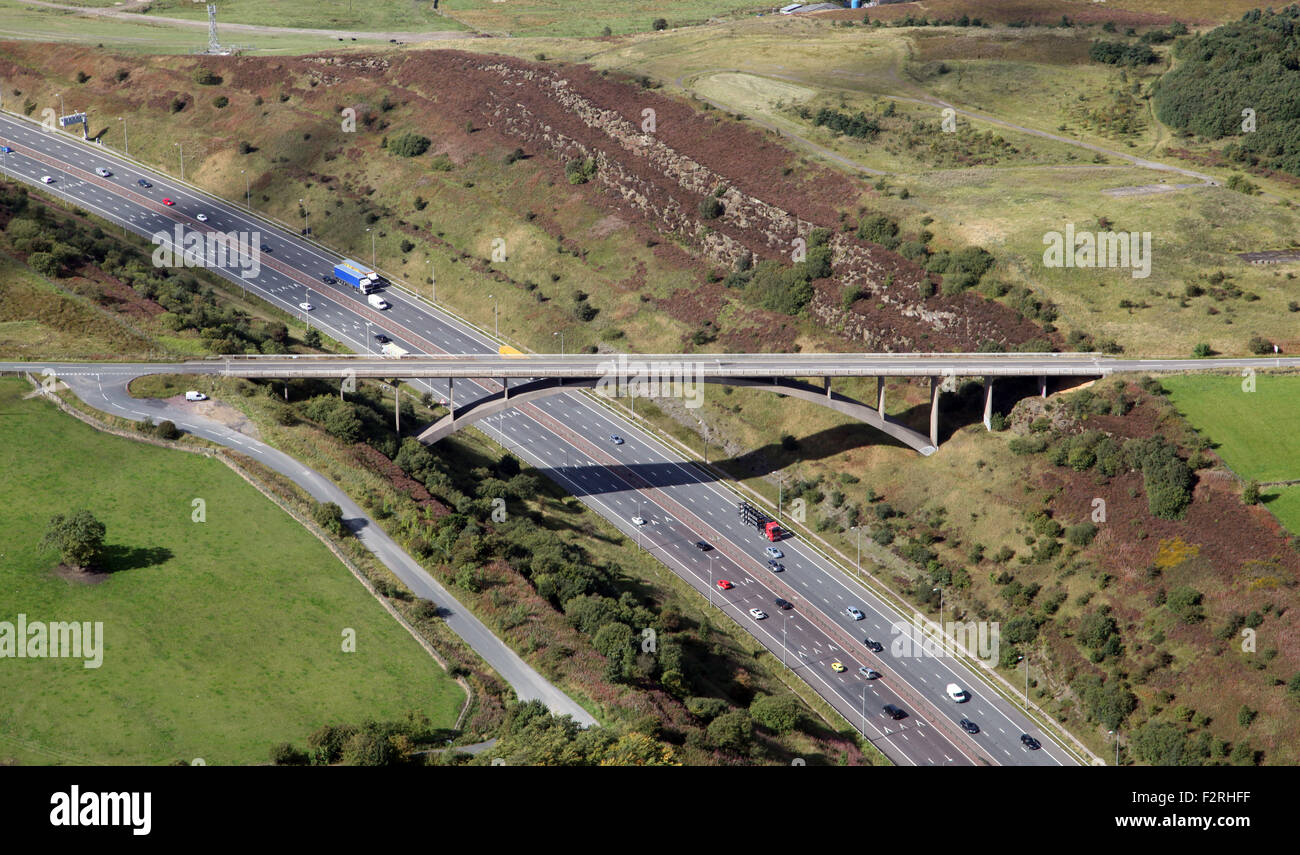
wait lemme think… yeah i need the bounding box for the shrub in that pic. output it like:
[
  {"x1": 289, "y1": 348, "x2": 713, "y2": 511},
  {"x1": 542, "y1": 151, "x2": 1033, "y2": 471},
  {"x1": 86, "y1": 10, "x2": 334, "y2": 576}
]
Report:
[
  {"x1": 388, "y1": 133, "x2": 431, "y2": 157},
  {"x1": 213, "y1": 95, "x2": 229, "y2": 108},
  {"x1": 565, "y1": 157, "x2": 597, "y2": 184},
  {"x1": 1243, "y1": 480, "x2": 1261, "y2": 505},
  {"x1": 749, "y1": 695, "x2": 803, "y2": 734},
  {"x1": 193, "y1": 68, "x2": 222, "y2": 85},
  {"x1": 312, "y1": 501, "x2": 345, "y2": 536},
  {"x1": 1065, "y1": 522, "x2": 1098, "y2": 546},
  {"x1": 652, "y1": 18, "x2": 668, "y2": 31},
  {"x1": 698, "y1": 197, "x2": 724, "y2": 220},
  {"x1": 1166, "y1": 586, "x2": 1205, "y2": 624}
]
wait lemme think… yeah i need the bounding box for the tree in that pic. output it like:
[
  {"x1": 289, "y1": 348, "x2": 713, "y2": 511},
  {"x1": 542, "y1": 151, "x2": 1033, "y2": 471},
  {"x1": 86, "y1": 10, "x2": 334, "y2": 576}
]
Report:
[
  {"x1": 1242, "y1": 480, "x2": 1261, "y2": 505},
  {"x1": 388, "y1": 132, "x2": 432, "y2": 158},
  {"x1": 341, "y1": 731, "x2": 396, "y2": 766},
  {"x1": 749, "y1": 695, "x2": 803, "y2": 734},
  {"x1": 312, "y1": 501, "x2": 345, "y2": 536},
  {"x1": 1166, "y1": 586, "x2": 1205, "y2": 624},
  {"x1": 652, "y1": 18, "x2": 667, "y2": 31},
  {"x1": 39, "y1": 510, "x2": 106, "y2": 570},
  {"x1": 706, "y1": 709, "x2": 753, "y2": 752},
  {"x1": 154, "y1": 420, "x2": 180, "y2": 440}
]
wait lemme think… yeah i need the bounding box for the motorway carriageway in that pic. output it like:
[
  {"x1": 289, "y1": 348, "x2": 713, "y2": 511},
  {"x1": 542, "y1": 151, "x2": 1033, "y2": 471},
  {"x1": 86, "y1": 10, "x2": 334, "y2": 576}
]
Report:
[{"x1": 0, "y1": 112, "x2": 1079, "y2": 766}]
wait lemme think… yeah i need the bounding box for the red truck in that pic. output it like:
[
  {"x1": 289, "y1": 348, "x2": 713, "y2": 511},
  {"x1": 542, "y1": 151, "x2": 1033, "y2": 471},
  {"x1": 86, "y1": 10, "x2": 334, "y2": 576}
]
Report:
[{"x1": 738, "y1": 501, "x2": 783, "y2": 541}]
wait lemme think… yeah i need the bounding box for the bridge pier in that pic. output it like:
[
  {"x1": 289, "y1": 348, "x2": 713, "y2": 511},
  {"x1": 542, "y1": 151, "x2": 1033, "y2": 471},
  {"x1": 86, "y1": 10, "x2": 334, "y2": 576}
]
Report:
[
  {"x1": 929, "y1": 375, "x2": 940, "y2": 448},
  {"x1": 1039, "y1": 375, "x2": 1048, "y2": 398},
  {"x1": 877, "y1": 376, "x2": 886, "y2": 415},
  {"x1": 983, "y1": 376, "x2": 994, "y2": 431}
]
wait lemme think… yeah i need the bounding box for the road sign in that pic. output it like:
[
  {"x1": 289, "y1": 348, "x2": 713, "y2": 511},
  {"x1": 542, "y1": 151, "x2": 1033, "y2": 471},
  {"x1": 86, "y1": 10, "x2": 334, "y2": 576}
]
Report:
[{"x1": 58, "y1": 113, "x2": 87, "y2": 128}]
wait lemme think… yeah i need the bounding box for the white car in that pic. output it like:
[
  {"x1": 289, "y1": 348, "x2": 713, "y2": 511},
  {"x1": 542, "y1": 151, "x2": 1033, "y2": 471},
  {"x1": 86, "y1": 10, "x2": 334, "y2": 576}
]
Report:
[
  {"x1": 748, "y1": 608, "x2": 768, "y2": 621},
  {"x1": 95, "y1": 167, "x2": 111, "y2": 177},
  {"x1": 40, "y1": 175, "x2": 54, "y2": 184},
  {"x1": 765, "y1": 546, "x2": 783, "y2": 559},
  {"x1": 184, "y1": 391, "x2": 208, "y2": 402},
  {"x1": 846, "y1": 606, "x2": 864, "y2": 621},
  {"x1": 299, "y1": 302, "x2": 314, "y2": 311},
  {"x1": 631, "y1": 516, "x2": 647, "y2": 526},
  {"x1": 946, "y1": 683, "x2": 969, "y2": 702},
  {"x1": 195, "y1": 213, "x2": 209, "y2": 222}
]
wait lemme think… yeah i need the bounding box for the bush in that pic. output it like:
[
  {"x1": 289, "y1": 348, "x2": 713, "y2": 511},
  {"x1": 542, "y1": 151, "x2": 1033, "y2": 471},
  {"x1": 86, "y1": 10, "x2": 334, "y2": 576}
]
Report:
[
  {"x1": 565, "y1": 157, "x2": 597, "y2": 184},
  {"x1": 698, "y1": 197, "x2": 724, "y2": 220},
  {"x1": 856, "y1": 214, "x2": 900, "y2": 249},
  {"x1": 170, "y1": 97, "x2": 187, "y2": 114},
  {"x1": 213, "y1": 96, "x2": 229, "y2": 108},
  {"x1": 1243, "y1": 480, "x2": 1261, "y2": 505},
  {"x1": 154, "y1": 420, "x2": 180, "y2": 440},
  {"x1": 652, "y1": 18, "x2": 668, "y2": 31},
  {"x1": 193, "y1": 68, "x2": 222, "y2": 85},
  {"x1": 388, "y1": 132, "x2": 431, "y2": 157},
  {"x1": 749, "y1": 695, "x2": 803, "y2": 734},
  {"x1": 312, "y1": 501, "x2": 345, "y2": 536},
  {"x1": 1247, "y1": 336, "x2": 1274, "y2": 355},
  {"x1": 1065, "y1": 522, "x2": 1098, "y2": 546},
  {"x1": 1166, "y1": 586, "x2": 1205, "y2": 624}
]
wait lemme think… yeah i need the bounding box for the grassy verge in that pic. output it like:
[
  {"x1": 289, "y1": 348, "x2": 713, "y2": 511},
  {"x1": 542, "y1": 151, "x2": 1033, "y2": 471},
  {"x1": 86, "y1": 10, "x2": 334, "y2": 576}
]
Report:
[{"x1": 0, "y1": 376, "x2": 464, "y2": 765}]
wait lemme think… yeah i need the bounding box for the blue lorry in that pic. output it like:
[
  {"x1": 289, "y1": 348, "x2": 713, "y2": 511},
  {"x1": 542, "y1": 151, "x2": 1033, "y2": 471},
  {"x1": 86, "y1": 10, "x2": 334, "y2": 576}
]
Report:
[{"x1": 333, "y1": 259, "x2": 378, "y2": 293}]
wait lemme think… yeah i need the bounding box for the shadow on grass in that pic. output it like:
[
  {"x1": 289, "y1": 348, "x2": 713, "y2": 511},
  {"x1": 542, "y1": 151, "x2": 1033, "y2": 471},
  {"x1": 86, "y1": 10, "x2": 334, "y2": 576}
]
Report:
[{"x1": 99, "y1": 544, "x2": 174, "y2": 574}]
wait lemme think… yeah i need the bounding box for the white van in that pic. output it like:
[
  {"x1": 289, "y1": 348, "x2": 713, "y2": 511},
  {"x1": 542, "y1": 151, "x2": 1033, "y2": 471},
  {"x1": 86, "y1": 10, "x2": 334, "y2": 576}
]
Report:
[
  {"x1": 185, "y1": 390, "x2": 208, "y2": 402},
  {"x1": 367, "y1": 293, "x2": 389, "y2": 310},
  {"x1": 946, "y1": 683, "x2": 969, "y2": 702}
]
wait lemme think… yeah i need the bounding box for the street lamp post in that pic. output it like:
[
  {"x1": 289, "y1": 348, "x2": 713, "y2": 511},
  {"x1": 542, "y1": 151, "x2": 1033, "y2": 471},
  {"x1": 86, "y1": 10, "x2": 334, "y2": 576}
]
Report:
[
  {"x1": 117, "y1": 117, "x2": 127, "y2": 156},
  {"x1": 489, "y1": 294, "x2": 498, "y2": 338},
  {"x1": 428, "y1": 258, "x2": 435, "y2": 302},
  {"x1": 933, "y1": 585, "x2": 944, "y2": 655},
  {"x1": 174, "y1": 142, "x2": 184, "y2": 182},
  {"x1": 242, "y1": 170, "x2": 249, "y2": 209},
  {"x1": 554, "y1": 330, "x2": 564, "y2": 355},
  {"x1": 365, "y1": 321, "x2": 371, "y2": 353},
  {"x1": 299, "y1": 199, "x2": 308, "y2": 236},
  {"x1": 56, "y1": 93, "x2": 65, "y2": 120}
]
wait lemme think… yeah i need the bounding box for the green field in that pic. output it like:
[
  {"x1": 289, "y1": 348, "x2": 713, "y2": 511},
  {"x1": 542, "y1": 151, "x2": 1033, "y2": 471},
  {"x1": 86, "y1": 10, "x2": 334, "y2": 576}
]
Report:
[
  {"x1": 0, "y1": 377, "x2": 464, "y2": 765},
  {"x1": 1162, "y1": 372, "x2": 1300, "y2": 489},
  {"x1": 1261, "y1": 486, "x2": 1300, "y2": 538},
  {"x1": 0, "y1": 0, "x2": 405, "y2": 54},
  {"x1": 442, "y1": 0, "x2": 767, "y2": 37}
]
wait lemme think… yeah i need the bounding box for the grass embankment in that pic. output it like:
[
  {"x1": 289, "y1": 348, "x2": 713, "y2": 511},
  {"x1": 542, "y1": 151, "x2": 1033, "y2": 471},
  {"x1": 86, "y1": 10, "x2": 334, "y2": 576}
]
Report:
[{"x1": 0, "y1": 376, "x2": 464, "y2": 765}]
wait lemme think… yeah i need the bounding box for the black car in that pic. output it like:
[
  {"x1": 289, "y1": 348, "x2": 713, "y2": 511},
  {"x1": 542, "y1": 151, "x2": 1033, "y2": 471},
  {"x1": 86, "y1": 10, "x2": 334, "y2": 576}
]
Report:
[
  {"x1": 767, "y1": 560, "x2": 784, "y2": 572},
  {"x1": 321, "y1": 274, "x2": 335, "y2": 284},
  {"x1": 260, "y1": 244, "x2": 272, "y2": 252},
  {"x1": 959, "y1": 718, "x2": 980, "y2": 735},
  {"x1": 863, "y1": 638, "x2": 884, "y2": 653},
  {"x1": 374, "y1": 333, "x2": 391, "y2": 344},
  {"x1": 136, "y1": 179, "x2": 152, "y2": 188},
  {"x1": 1020, "y1": 734, "x2": 1041, "y2": 750},
  {"x1": 882, "y1": 704, "x2": 907, "y2": 720},
  {"x1": 695, "y1": 541, "x2": 711, "y2": 551},
  {"x1": 773, "y1": 598, "x2": 793, "y2": 610}
]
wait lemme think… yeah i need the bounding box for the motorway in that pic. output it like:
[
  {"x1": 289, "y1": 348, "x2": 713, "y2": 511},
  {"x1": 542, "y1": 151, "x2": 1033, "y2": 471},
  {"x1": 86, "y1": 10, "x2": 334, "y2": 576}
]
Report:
[{"x1": 0, "y1": 110, "x2": 1084, "y2": 766}]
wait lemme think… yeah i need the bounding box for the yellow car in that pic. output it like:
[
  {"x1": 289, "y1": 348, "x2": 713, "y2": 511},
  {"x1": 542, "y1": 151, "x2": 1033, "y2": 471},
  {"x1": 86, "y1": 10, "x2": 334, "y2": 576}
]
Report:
[{"x1": 830, "y1": 661, "x2": 846, "y2": 673}]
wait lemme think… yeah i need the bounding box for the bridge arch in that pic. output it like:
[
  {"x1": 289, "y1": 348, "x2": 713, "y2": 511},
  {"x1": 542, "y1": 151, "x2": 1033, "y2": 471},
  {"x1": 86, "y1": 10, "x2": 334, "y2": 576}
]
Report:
[{"x1": 416, "y1": 375, "x2": 937, "y2": 455}]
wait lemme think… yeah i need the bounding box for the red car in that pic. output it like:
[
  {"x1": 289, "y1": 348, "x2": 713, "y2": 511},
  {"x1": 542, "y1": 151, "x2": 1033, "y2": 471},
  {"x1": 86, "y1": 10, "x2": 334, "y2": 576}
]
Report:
[
  {"x1": 162, "y1": 198, "x2": 175, "y2": 206},
  {"x1": 716, "y1": 579, "x2": 733, "y2": 590}
]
